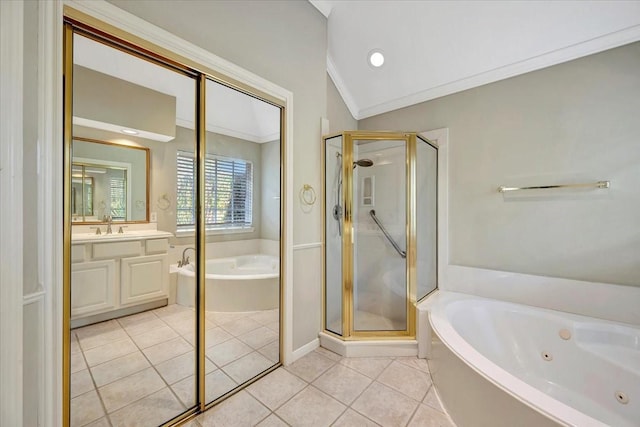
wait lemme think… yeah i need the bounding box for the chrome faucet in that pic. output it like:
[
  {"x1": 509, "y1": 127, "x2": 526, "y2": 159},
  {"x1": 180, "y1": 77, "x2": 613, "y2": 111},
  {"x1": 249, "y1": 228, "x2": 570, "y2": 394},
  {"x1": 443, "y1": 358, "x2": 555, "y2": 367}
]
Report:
[
  {"x1": 103, "y1": 215, "x2": 113, "y2": 234},
  {"x1": 178, "y1": 247, "x2": 195, "y2": 267}
]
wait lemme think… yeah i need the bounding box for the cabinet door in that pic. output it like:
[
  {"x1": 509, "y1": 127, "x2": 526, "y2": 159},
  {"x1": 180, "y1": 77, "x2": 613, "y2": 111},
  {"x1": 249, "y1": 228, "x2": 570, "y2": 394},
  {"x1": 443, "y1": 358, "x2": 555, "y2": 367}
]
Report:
[
  {"x1": 71, "y1": 260, "x2": 117, "y2": 318},
  {"x1": 120, "y1": 254, "x2": 168, "y2": 306}
]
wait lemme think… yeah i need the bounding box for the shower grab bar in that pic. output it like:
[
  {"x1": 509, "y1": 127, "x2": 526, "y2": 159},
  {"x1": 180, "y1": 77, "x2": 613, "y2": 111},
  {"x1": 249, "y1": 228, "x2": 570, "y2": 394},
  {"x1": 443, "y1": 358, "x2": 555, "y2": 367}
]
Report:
[
  {"x1": 369, "y1": 210, "x2": 406, "y2": 258},
  {"x1": 498, "y1": 180, "x2": 610, "y2": 193}
]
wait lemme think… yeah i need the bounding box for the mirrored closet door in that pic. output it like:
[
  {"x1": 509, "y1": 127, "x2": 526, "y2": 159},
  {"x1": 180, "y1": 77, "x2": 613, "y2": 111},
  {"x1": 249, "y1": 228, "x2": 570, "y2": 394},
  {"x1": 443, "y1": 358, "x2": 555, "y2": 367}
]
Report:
[
  {"x1": 67, "y1": 28, "x2": 199, "y2": 426},
  {"x1": 202, "y1": 79, "x2": 282, "y2": 405},
  {"x1": 64, "y1": 20, "x2": 283, "y2": 426}
]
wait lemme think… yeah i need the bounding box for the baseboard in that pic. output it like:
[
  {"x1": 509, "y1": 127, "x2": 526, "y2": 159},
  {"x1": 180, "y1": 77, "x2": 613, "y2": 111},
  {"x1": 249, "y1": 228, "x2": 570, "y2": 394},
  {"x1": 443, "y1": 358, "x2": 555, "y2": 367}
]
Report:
[
  {"x1": 70, "y1": 299, "x2": 167, "y2": 329},
  {"x1": 290, "y1": 338, "x2": 320, "y2": 363},
  {"x1": 319, "y1": 332, "x2": 418, "y2": 357}
]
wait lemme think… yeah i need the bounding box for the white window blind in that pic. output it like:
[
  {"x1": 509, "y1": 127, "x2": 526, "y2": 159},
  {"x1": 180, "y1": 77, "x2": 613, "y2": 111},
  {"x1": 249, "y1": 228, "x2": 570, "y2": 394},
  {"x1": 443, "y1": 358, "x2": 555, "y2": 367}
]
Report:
[
  {"x1": 176, "y1": 150, "x2": 253, "y2": 229},
  {"x1": 110, "y1": 176, "x2": 126, "y2": 220}
]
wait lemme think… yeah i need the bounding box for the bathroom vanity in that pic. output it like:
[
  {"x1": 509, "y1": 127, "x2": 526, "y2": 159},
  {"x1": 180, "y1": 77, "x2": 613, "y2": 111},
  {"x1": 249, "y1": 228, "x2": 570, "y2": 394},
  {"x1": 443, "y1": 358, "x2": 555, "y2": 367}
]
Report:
[{"x1": 71, "y1": 230, "x2": 172, "y2": 327}]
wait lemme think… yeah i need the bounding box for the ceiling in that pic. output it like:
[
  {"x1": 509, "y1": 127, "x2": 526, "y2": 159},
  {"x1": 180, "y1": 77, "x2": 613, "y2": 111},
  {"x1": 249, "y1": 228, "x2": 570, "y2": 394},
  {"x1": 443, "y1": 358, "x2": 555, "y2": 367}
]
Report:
[
  {"x1": 74, "y1": 35, "x2": 280, "y2": 143},
  {"x1": 311, "y1": 0, "x2": 640, "y2": 120}
]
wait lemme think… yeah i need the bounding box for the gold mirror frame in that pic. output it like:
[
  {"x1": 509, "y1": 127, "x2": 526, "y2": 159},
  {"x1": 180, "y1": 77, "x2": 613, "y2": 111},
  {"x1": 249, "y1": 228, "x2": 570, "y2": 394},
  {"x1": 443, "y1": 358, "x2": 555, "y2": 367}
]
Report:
[{"x1": 70, "y1": 137, "x2": 150, "y2": 224}]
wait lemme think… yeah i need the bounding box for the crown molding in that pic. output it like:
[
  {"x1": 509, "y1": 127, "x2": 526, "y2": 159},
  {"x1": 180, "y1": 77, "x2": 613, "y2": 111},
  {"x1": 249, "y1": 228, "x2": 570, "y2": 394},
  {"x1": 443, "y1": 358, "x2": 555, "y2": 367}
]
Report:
[
  {"x1": 309, "y1": 0, "x2": 332, "y2": 18},
  {"x1": 327, "y1": 55, "x2": 360, "y2": 121},
  {"x1": 174, "y1": 118, "x2": 279, "y2": 143}
]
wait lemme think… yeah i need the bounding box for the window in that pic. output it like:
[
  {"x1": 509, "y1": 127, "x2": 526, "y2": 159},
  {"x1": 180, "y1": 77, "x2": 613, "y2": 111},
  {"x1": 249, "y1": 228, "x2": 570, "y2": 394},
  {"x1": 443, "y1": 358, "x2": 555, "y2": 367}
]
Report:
[
  {"x1": 176, "y1": 150, "x2": 253, "y2": 230},
  {"x1": 110, "y1": 175, "x2": 126, "y2": 220}
]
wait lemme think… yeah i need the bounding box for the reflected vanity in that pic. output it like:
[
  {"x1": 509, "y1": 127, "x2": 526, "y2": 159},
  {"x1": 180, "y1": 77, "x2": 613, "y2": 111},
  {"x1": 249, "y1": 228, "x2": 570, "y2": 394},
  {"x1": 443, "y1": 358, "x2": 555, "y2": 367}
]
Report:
[{"x1": 70, "y1": 138, "x2": 170, "y2": 328}]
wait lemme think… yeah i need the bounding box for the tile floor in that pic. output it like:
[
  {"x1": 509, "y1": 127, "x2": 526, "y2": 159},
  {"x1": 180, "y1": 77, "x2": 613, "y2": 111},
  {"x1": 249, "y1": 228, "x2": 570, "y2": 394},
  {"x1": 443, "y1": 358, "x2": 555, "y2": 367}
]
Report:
[
  {"x1": 191, "y1": 347, "x2": 456, "y2": 427},
  {"x1": 72, "y1": 304, "x2": 455, "y2": 427},
  {"x1": 70, "y1": 304, "x2": 280, "y2": 427}
]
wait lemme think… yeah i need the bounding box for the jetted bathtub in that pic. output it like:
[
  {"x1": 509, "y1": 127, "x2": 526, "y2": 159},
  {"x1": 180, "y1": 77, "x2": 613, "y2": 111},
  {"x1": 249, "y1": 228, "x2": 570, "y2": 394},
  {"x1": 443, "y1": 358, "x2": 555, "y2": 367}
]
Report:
[
  {"x1": 176, "y1": 255, "x2": 279, "y2": 312},
  {"x1": 424, "y1": 291, "x2": 639, "y2": 427}
]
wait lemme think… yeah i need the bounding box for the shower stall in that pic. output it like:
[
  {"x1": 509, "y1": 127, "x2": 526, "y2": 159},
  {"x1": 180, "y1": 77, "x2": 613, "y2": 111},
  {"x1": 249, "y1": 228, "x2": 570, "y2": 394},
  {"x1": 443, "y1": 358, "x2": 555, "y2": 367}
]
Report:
[{"x1": 323, "y1": 131, "x2": 437, "y2": 341}]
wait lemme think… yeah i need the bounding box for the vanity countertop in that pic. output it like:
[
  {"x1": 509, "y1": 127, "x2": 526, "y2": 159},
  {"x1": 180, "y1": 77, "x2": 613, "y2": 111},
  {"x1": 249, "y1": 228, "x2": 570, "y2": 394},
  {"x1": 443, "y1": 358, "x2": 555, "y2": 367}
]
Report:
[{"x1": 72, "y1": 229, "x2": 173, "y2": 244}]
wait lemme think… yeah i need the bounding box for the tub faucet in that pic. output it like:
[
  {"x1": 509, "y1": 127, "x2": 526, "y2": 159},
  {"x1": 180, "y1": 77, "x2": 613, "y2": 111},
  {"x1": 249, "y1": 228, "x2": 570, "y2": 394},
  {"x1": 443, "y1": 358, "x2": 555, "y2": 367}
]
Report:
[
  {"x1": 179, "y1": 247, "x2": 195, "y2": 267},
  {"x1": 103, "y1": 215, "x2": 113, "y2": 234}
]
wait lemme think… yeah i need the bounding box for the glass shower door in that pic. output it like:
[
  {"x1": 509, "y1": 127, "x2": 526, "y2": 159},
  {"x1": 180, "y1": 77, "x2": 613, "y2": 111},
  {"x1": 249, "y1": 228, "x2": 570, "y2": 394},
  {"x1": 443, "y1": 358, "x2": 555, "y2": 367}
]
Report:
[
  {"x1": 324, "y1": 135, "x2": 343, "y2": 335},
  {"x1": 352, "y1": 139, "x2": 407, "y2": 332}
]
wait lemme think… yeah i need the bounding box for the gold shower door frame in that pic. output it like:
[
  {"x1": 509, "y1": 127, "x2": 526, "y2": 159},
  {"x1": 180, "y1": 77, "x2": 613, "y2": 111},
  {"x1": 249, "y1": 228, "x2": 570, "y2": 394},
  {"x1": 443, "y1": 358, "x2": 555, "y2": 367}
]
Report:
[
  {"x1": 323, "y1": 131, "x2": 422, "y2": 340},
  {"x1": 62, "y1": 10, "x2": 287, "y2": 426}
]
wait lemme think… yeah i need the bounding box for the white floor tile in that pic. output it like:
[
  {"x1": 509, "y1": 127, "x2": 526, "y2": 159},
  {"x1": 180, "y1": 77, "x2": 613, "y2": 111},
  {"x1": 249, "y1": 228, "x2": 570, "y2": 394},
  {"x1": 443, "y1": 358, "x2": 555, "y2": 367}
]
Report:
[
  {"x1": 312, "y1": 364, "x2": 372, "y2": 405},
  {"x1": 247, "y1": 367, "x2": 306, "y2": 410},
  {"x1": 351, "y1": 382, "x2": 419, "y2": 427},
  {"x1": 70, "y1": 390, "x2": 104, "y2": 427},
  {"x1": 377, "y1": 360, "x2": 432, "y2": 401},
  {"x1": 285, "y1": 351, "x2": 335, "y2": 382},
  {"x1": 108, "y1": 387, "x2": 185, "y2": 427},
  {"x1": 98, "y1": 367, "x2": 165, "y2": 413},
  {"x1": 198, "y1": 390, "x2": 269, "y2": 427},
  {"x1": 142, "y1": 336, "x2": 192, "y2": 365},
  {"x1": 83, "y1": 337, "x2": 138, "y2": 367},
  {"x1": 90, "y1": 351, "x2": 149, "y2": 387},
  {"x1": 276, "y1": 386, "x2": 346, "y2": 427}
]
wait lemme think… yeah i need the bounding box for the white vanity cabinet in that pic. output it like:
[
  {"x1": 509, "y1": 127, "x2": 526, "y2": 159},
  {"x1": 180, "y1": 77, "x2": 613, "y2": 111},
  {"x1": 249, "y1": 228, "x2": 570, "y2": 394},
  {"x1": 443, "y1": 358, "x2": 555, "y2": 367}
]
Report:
[
  {"x1": 120, "y1": 254, "x2": 169, "y2": 306},
  {"x1": 71, "y1": 233, "x2": 172, "y2": 323},
  {"x1": 71, "y1": 259, "x2": 117, "y2": 317}
]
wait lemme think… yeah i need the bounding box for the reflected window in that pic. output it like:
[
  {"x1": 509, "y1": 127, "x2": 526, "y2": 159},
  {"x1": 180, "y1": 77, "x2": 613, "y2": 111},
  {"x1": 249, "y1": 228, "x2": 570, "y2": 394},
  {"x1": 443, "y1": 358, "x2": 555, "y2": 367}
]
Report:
[
  {"x1": 109, "y1": 175, "x2": 127, "y2": 220},
  {"x1": 176, "y1": 150, "x2": 254, "y2": 230}
]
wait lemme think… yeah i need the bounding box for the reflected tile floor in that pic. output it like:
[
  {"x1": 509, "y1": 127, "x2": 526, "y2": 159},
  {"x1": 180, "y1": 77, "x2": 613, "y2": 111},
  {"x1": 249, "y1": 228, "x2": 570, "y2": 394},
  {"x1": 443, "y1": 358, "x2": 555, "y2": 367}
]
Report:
[
  {"x1": 70, "y1": 304, "x2": 279, "y2": 427},
  {"x1": 72, "y1": 305, "x2": 455, "y2": 427}
]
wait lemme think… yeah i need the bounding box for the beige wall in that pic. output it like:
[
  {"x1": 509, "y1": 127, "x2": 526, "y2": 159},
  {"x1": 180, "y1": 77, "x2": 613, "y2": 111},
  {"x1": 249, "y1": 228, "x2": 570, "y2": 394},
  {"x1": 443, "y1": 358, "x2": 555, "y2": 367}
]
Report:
[
  {"x1": 326, "y1": 75, "x2": 357, "y2": 133},
  {"x1": 361, "y1": 42, "x2": 640, "y2": 287},
  {"x1": 107, "y1": 0, "x2": 328, "y2": 349},
  {"x1": 73, "y1": 65, "x2": 176, "y2": 139}
]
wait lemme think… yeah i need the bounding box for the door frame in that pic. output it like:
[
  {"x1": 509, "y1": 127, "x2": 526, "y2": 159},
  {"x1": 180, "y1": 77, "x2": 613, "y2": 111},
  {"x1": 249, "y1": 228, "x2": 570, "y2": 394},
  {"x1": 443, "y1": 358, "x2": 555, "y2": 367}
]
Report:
[{"x1": 43, "y1": 1, "x2": 294, "y2": 425}]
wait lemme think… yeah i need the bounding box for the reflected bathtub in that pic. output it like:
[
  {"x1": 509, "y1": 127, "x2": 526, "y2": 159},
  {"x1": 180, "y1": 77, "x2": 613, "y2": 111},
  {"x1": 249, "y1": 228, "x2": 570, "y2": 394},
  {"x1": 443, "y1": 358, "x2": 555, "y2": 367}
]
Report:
[
  {"x1": 424, "y1": 291, "x2": 639, "y2": 427},
  {"x1": 176, "y1": 255, "x2": 279, "y2": 312}
]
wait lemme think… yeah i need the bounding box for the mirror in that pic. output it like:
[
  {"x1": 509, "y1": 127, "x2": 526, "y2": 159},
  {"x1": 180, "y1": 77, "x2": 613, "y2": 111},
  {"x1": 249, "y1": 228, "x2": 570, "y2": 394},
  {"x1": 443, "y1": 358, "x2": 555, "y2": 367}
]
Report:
[
  {"x1": 71, "y1": 171, "x2": 93, "y2": 218},
  {"x1": 67, "y1": 28, "x2": 282, "y2": 426},
  {"x1": 71, "y1": 137, "x2": 149, "y2": 222}
]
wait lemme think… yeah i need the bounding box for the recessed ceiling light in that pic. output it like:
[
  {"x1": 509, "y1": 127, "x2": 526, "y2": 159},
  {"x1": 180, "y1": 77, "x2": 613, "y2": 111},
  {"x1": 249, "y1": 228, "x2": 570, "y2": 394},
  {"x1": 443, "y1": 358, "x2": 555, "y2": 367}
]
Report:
[
  {"x1": 368, "y1": 50, "x2": 385, "y2": 68},
  {"x1": 121, "y1": 128, "x2": 139, "y2": 135}
]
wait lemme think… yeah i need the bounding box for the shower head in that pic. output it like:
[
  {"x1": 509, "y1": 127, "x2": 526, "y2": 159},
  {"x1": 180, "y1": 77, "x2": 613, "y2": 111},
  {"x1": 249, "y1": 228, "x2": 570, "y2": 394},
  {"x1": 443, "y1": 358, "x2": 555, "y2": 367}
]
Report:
[{"x1": 353, "y1": 159, "x2": 374, "y2": 168}]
